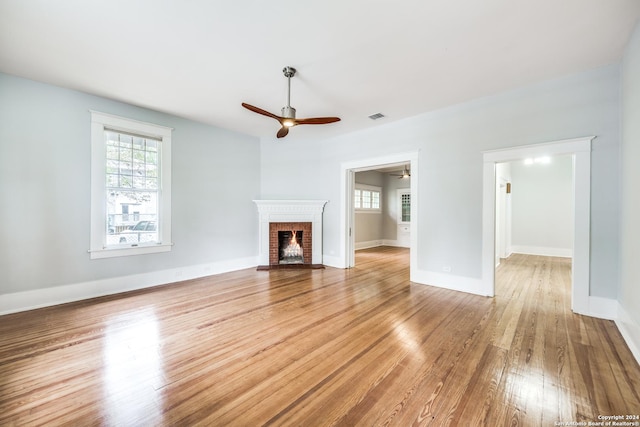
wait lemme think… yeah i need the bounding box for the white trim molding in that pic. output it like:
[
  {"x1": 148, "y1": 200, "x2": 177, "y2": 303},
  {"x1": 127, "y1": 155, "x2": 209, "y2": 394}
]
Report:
[
  {"x1": 355, "y1": 240, "x2": 383, "y2": 250},
  {"x1": 510, "y1": 246, "x2": 573, "y2": 258},
  {"x1": 89, "y1": 111, "x2": 173, "y2": 259},
  {"x1": 586, "y1": 296, "x2": 617, "y2": 320},
  {"x1": 0, "y1": 256, "x2": 258, "y2": 316},
  {"x1": 482, "y1": 136, "x2": 594, "y2": 312},
  {"x1": 253, "y1": 200, "x2": 328, "y2": 266},
  {"x1": 340, "y1": 151, "x2": 419, "y2": 271},
  {"x1": 616, "y1": 304, "x2": 640, "y2": 365},
  {"x1": 411, "y1": 268, "x2": 488, "y2": 297}
]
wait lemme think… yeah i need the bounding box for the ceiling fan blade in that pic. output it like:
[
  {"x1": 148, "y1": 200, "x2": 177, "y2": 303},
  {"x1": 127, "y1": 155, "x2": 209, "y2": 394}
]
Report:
[
  {"x1": 295, "y1": 117, "x2": 341, "y2": 125},
  {"x1": 241, "y1": 103, "x2": 282, "y2": 121},
  {"x1": 276, "y1": 126, "x2": 289, "y2": 138}
]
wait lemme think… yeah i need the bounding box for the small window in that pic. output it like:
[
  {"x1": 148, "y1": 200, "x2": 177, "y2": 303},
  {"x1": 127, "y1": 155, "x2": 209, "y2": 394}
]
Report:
[
  {"x1": 355, "y1": 184, "x2": 382, "y2": 213},
  {"x1": 90, "y1": 111, "x2": 173, "y2": 259}
]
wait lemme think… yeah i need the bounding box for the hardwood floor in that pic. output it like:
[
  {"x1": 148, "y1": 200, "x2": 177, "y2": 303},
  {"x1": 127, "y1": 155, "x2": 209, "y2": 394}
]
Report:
[{"x1": 1, "y1": 248, "x2": 639, "y2": 426}]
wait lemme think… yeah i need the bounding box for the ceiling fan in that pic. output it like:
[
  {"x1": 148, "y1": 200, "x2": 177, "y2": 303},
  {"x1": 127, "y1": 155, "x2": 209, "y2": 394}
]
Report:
[
  {"x1": 242, "y1": 66, "x2": 341, "y2": 138},
  {"x1": 390, "y1": 165, "x2": 411, "y2": 179}
]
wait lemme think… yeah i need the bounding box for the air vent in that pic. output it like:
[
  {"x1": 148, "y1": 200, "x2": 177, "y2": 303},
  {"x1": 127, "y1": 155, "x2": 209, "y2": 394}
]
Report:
[{"x1": 368, "y1": 112, "x2": 385, "y2": 120}]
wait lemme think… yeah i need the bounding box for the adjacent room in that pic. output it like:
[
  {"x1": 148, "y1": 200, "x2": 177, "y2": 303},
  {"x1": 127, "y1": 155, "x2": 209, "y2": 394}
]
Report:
[{"x1": 1, "y1": 1, "x2": 640, "y2": 425}]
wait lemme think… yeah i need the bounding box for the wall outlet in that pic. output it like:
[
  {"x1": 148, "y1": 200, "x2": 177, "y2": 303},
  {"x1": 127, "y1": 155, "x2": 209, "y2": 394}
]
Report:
[{"x1": 442, "y1": 265, "x2": 452, "y2": 273}]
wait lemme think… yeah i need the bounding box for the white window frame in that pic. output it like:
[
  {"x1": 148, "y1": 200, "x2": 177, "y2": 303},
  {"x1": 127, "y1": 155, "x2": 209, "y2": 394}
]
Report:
[
  {"x1": 355, "y1": 184, "x2": 382, "y2": 213},
  {"x1": 89, "y1": 111, "x2": 173, "y2": 259}
]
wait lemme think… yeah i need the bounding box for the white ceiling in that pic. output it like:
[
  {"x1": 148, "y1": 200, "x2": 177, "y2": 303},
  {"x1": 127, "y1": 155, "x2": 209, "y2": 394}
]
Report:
[{"x1": 1, "y1": 0, "x2": 639, "y2": 141}]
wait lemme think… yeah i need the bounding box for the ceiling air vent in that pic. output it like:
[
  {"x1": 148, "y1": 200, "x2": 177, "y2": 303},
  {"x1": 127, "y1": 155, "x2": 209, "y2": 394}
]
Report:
[{"x1": 368, "y1": 112, "x2": 385, "y2": 120}]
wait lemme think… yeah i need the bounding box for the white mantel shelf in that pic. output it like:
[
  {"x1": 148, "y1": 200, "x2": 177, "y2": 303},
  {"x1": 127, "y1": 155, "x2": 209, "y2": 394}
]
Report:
[{"x1": 254, "y1": 200, "x2": 328, "y2": 267}]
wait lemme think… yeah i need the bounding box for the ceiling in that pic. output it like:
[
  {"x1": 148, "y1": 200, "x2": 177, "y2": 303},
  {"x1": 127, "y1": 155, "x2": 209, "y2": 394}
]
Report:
[{"x1": 1, "y1": 1, "x2": 639, "y2": 141}]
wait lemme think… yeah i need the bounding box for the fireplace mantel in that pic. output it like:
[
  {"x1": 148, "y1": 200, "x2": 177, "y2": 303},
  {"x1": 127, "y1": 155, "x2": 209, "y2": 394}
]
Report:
[{"x1": 254, "y1": 200, "x2": 328, "y2": 267}]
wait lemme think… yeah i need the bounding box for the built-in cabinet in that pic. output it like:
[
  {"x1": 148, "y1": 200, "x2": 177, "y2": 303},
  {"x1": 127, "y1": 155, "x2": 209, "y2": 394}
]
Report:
[{"x1": 397, "y1": 189, "x2": 411, "y2": 247}]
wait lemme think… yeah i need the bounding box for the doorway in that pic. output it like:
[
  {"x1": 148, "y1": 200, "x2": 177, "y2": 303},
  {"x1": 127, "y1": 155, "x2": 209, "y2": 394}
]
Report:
[
  {"x1": 482, "y1": 137, "x2": 593, "y2": 314},
  {"x1": 340, "y1": 152, "x2": 419, "y2": 278},
  {"x1": 494, "y1": 155, "x2": 575, "y2": 281}
]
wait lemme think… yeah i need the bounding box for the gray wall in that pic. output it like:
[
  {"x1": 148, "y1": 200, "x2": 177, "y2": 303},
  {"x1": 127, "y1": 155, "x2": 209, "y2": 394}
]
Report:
[
  {"x1": 354, "y1": 170, "x2": 384, "y2": 244},
  {"x1": 0, "y1": 73, "x2": 261, "y2": 295},
  {"x1": 260, "y1": 64, "x2": 621, "y2": 298},
  {"x1": 621, "y1": 23, "x2": 640, "y2": 325}
]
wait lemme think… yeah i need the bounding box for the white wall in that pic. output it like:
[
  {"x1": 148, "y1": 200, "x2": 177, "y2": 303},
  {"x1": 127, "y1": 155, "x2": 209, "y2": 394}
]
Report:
[
  {"x1": 619, "y1": 22, "x2": 640, "y2": 359},
  {"x1": 260, "y1": 64, "x2": 620, "y2": 298},
  {"x1": 510, "y1": 155, "x2": 573, "y2": 257},
  {"x1": 0, "y1": 73, "x2": 261, "y2": 307}
]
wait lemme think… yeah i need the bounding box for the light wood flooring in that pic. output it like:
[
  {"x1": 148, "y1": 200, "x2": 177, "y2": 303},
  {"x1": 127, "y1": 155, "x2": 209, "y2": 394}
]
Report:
[{"x1": 1, "y1": 247, "x2": 639, "y2": 426}]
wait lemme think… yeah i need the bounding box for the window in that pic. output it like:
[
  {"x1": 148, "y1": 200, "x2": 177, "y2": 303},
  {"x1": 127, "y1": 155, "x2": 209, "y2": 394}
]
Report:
[
  {"x1": 90, "y1": 111, "x2": 172, "y2": 259},
  {"x1": 355, "y1": 184, "x2": 381, "y2": 212}
]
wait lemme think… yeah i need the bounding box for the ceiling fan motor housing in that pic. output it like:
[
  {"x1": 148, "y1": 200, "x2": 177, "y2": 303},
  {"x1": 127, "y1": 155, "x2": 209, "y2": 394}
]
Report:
[{"x1": 281, "y1": 106, "x2": 296, "y2": 119}]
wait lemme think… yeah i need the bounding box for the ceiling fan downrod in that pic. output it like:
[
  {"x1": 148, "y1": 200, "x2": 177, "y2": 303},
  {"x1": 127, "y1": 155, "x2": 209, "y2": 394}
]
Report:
[{"x1": 282, "y1": 66, "x2": 296, "y2": 119}]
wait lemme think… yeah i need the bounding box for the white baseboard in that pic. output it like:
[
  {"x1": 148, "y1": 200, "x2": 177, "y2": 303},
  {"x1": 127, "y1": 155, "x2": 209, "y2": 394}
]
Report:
[
  {"x1": 354, "y1": 240, "x2": 410, "y2": 250},
  {"x1": 0, "y1": 256, "x2": 258, "y2": 316},
  {"x1": 382, "y1": 239, "x2": 409, "y2": 248},
  {"x1": 616, "y1": 304, "x2": 640, "y2": 366},
  {"x1": 322, "y1": 254, "x2": 344, "y2": 269},
  {"x1": 585, "y1": 296, "x2": 617, "y2": 320},
  {"x1": 411, "y1": 268, "x2": 489, "y2": 296},
  {"x1": 511, "y1": 245, "x2": 572, "y2": 258},
  {"x1": 355, "y1": 240, "x2": 383, "y2": 250}
]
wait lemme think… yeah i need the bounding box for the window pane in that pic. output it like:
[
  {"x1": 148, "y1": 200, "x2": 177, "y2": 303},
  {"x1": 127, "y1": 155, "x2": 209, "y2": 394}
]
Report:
[
  {"x1": 354, "y1": 189, "x2": 361, "y2": 209},
  {"x1": 362, "y1": 190, "x2": 371, "y2": 209},
  {"x1": 103, "y1": 129, "x2": 161, "y2": 247},
  {"x1": 146, "y1": 151, "x2": 158, "y2": 164},
  {"x1": 146, "y1": 140, "x2": 158, "y2": 152},
  {"x1": 106, "y1": 174, "x2": 119, "y2": 187},
  {"x1": 106, "y1": 145, "x2": 119, "y2": 159},
  {"x1": 372, "y1": 191, "x2": 380, "y2": 209},
  {"x1": 106, "y1": 190, "x2": 158, "y2": 246}
]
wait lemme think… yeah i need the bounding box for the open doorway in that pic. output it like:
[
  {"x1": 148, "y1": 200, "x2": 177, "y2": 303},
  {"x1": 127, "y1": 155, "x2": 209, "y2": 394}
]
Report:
[
  {"x1": 353, "y1": 167, "x2": 411, "y2": 252},
  {"x1": 340, "y1": 152, "x2": 419, "y2": 277},
  {"x1": 494, "y1": 155, "x2": 575, "y2": 292},
  {"x1": 482, "y1": 137, "x2": 593, "y2": 314}
]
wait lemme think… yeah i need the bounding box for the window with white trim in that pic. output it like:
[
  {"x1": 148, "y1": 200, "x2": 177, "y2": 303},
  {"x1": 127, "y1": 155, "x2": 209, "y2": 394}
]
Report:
[
  {"x1": 90, "y1": 111, "x2": 172, "y2": 259},
  {"x1": 354, "y1": 184, "x2": 381, "y2": 212}
]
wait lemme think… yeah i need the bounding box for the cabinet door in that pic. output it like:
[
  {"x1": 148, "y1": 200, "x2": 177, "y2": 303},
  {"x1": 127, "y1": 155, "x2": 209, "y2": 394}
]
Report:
[{"x1": 398, "y1": 190, "x2": 411, "y2": 224}]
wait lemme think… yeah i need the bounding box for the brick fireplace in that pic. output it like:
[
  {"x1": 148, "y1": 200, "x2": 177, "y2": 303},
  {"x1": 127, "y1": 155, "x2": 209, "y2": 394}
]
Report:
[
  {"x1": 254, "y1": 200, "x2": 327, "y2": 269},
  {"x1": 269, "y1": 222, "x2": 312, "y2": 265}
]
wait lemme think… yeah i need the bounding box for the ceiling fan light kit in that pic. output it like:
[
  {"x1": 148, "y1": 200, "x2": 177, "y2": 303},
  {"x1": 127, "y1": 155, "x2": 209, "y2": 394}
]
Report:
[{"x1": 242, "y1": 66, "x2": 341, "y2": 138}]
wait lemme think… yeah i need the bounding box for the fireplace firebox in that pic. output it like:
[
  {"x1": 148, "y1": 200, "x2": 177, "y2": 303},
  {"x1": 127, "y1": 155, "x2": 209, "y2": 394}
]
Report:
[{"x1": 278, "y1": 230, "x2": 304, "y2": 264}]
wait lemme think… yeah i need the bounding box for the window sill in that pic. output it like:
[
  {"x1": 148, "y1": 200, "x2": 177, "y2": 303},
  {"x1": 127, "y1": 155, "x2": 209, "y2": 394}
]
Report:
[{"x1": 89, "y1": 243, "x2": 173, "y2": 259}]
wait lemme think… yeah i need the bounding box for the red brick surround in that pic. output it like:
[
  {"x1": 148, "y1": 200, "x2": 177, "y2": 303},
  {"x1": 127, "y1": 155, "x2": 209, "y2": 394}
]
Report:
[{"x1": 269, "y1": 222, "x2": 312, "y2": 265}]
